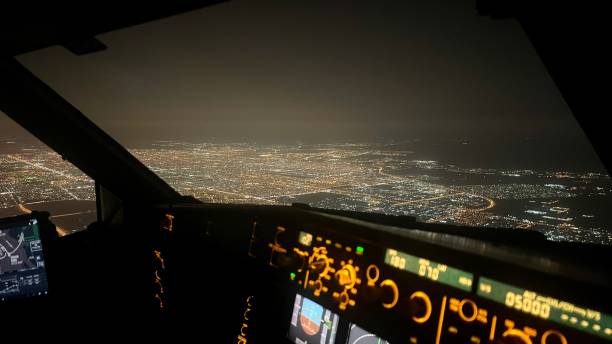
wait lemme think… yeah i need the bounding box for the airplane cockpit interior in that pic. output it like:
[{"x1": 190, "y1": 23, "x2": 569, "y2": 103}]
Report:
[{"x1": 1, "y1": 1, "x2": 610, "y2": 342}]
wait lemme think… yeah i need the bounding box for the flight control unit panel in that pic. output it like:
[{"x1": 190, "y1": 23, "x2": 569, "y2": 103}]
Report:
[
  {"x1": 147, "y1": 204, "x2": 611, "y2": 344},
  {"x1": 275, "y1": 229, "x2": 609, "y2": 343}
]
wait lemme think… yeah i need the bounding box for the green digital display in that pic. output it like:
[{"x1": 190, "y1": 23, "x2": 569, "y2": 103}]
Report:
[
  {"x1": 384, "y1": 248, "x2": 474, "y2": 291},
  {"x1": 478, "y1": 277, "x2": 612, "y2": 340}
]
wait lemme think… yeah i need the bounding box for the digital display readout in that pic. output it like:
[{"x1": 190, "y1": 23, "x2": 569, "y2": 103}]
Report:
[
  {"x1": 288, "y1": 293, "x2": 339, "y2": 344},
  {"x1": 347, "y1": 323, "x2": 391, "y2": 344},
  {"x1": 384, "y1": 249, "x2": 473, "y2": 291},
  {"x1": 0, "y1": 218, "x2": 48, "y2": 300},
  {"x1": 478, "y1": 277, "x2": 612, "y2": 340}
]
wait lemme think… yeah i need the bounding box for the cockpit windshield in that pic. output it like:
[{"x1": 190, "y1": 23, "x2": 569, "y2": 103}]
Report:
[{"x1": 6, "y1": 0, "x2": 611, "y2": 245}]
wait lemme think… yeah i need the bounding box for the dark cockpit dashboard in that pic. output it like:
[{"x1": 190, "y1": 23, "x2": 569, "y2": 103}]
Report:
[
  {"x1": 156, "y1": 203, "x2": 611, "y2": 343},
  {"x1": 1, "y1": 204, "x2": 609, "y2": 343}
]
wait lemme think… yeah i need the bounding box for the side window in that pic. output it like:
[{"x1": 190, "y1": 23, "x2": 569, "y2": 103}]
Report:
[{"x1": 0, "y1": 115, "x2": 97, "y2": 235}]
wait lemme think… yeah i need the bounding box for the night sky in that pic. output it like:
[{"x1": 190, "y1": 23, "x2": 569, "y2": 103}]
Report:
[{"x1": 1, "y1": 0, "x2": 605, "y2": 171}]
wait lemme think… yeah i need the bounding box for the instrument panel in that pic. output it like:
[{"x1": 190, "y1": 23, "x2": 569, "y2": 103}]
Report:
[
  {"x1": 1, "y1": 206, "x2": 608, "y2": 342},
  {"x1": 147, "y1": 205, "x2": 611, "y2": 343},
  {"x1": 267, "y1": 227, "x2": 610, "y2": 343}
]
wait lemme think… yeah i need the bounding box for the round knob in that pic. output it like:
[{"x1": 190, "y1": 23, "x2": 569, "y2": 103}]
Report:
[
  {"x1": 458, "y1": 299, "x2": 477, "y2": 322},
  {"x1": 308, "y1": 279, "x2": 329, "y2": 296},
  {"x1": 408, "y1": 291, "x2": 432, "y2": 324},
  {"x1": 502, "y1": 329, "x2": 533, "y2": 344},
  {"x1": 335, "y1": 261, "x2": 358, "y2": 289},
  {"x1": 379, "y1": 279, "x2": 399, "y2": 309},
  {"x1": 309, "y1": 258, "x2": 323, "y2": 271},
  {"x1": 541, "y1": 330, "x2": 567, "y2": 344},
  {"x1": 308, "y1": 247, "x2": 332, "y2": 276}
]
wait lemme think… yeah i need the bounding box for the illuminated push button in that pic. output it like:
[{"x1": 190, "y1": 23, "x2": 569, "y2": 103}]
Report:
[
  {"x1": 502, "y1": 320, "x2": 536, "y2": 344},
  {"x1": 540, "y1": 330, "x2": 567, "y2": 344},
  {"x1": 340, "y1": 292, "x2": 349, "y2": 304},
  {"x1": 458, "y1": 299, "x2": 478, "y2": 323},
  {"x1": 333, "y1": 290, "x2": 356, "y2": 310},
  {"x1": 366, "y1": 264, "x2": 380, "y2": 287},
  {"x1": 502, "y1": 329, "x2": 534, "y2": 344},
  {"x1": 379, "y1": 279, "x2": 399, "y2": 309},
  {"x1": 309, "y1": 279, "x2": 328, "y2": 296},
  {"x1": 409, "y1": 291, "x2": 432, "y2": 324},
  {"x1": 360, "y1": 264, "x2": 382, "y2": 302}
]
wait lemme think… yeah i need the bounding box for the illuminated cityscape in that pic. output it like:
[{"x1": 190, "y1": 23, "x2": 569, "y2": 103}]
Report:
[
  {"x1": 0, "y1": 142, "x2": 96, "y2": 234},
  {"x1": 1, "y1": 140, "x2": 611, "y2": 244}
]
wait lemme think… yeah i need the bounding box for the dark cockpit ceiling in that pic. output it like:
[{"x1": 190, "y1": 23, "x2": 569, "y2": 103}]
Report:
[{"x1": 0, "y1": 1, "x2": 227, "y2": 56}]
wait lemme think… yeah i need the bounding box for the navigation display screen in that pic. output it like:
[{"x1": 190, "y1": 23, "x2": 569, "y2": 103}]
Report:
[
  {"x1": 288, "y1": 293, "x2": 339, "y2": 344},
  {"x1": 347, "y1": 323, "x2": 391, "y2": 344},
  {"x1": 0, "y1": 217, "x2": 48, "y2": 300}
]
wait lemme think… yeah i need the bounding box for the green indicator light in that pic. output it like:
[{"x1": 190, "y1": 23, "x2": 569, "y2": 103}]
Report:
[
  {"x1": 290, "y1": 272, "x2": 296, "y2": 280},
  {"x1": 356, "y1": 246, "x2": 364, "y2": 254}
]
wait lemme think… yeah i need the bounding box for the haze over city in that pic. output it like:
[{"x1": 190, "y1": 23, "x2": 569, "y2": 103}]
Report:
[{"x1": 1, "y1": 0, "x2": 610, "y2": 244}]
